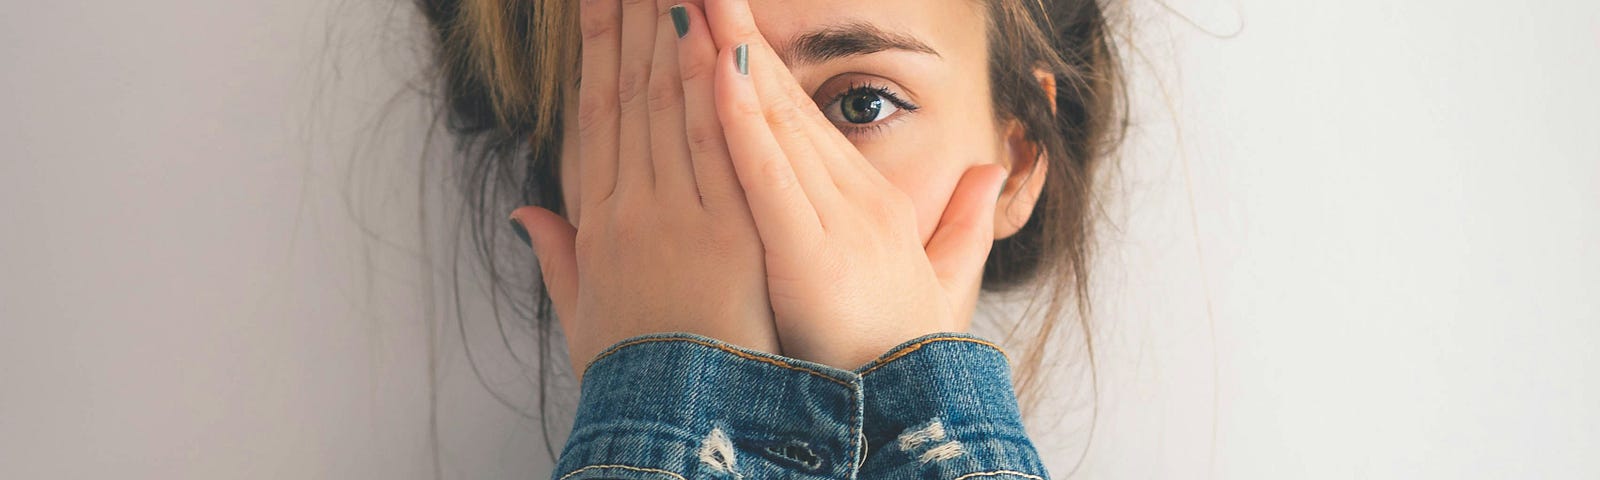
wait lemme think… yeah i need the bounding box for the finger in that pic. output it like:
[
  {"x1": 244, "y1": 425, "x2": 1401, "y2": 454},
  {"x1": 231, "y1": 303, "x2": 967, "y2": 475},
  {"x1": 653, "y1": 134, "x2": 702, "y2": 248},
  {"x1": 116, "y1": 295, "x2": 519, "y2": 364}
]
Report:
[
  {"x1": 578, "y1": 0, "x2": 622, "y2": 206},
  {"x1": 704, "y1": 0, "x2": 870, "y2": 202},
  {"x1": 925, "y1": 164, "x2": 1009, "y2": 296},
  {"x1": 673, "y1": 3, "x2": 743, "y2": 208},
  {"x1": 704, "y1": 0, "x2": 843, "y2": 208},
  {"x1": 615, "y1": 0, "x2": 659, "y2": 192},
  {"x1": 740, "y1": 41, "x2": 847, "y2": 211},
  {"x1": 509, "y1": 207, "x2": 579, "y2": 333},
  {"x1": 646, "y1": 3, "x2": 696, "y2": 197},
  {"x1": 714, "y1": 43, "x2": 824, "y2": 252}
]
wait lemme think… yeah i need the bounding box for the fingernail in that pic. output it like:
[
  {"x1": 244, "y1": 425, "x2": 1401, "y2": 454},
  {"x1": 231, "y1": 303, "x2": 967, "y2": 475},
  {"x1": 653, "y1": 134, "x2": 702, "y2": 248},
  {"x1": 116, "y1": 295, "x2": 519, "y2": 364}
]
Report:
[
  {"x1": 509, "y1": 217, "x2": 532, "y2": 248},
  {"x1": 734, "y1": 43, "x2": 749, "y2": 75},
  {"x1": 669, "y1": 5, "x2": 689, "y2": 38}
]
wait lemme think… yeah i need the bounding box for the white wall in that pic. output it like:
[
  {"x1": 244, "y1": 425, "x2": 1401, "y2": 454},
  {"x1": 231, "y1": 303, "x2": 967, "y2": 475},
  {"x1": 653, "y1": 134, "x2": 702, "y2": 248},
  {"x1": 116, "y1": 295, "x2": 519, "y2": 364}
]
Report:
[{"x1": 1, "y1": 0, "x2": 1595, "y2": 478}]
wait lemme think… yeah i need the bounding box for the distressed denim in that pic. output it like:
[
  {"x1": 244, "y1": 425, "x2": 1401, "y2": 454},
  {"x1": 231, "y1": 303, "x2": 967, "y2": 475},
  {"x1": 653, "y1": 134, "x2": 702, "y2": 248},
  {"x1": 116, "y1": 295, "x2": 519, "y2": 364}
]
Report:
[{"x1": 553, "y1": 332, "x2": 1047, "y2": 480}]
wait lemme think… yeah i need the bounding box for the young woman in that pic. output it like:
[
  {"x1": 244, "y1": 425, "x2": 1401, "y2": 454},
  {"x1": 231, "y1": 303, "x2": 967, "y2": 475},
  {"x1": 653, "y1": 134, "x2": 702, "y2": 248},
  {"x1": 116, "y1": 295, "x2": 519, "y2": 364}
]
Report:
[{"x1": 415, "y1": 0, "x2": 1124, "y2": 478}]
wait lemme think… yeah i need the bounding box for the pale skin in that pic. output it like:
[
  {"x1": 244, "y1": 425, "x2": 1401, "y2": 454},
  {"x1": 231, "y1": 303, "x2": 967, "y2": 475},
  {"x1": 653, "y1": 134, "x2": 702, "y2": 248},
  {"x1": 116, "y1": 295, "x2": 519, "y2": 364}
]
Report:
[{"x1": 509, "y1": 0, "x2": 1055, "y2": 375}]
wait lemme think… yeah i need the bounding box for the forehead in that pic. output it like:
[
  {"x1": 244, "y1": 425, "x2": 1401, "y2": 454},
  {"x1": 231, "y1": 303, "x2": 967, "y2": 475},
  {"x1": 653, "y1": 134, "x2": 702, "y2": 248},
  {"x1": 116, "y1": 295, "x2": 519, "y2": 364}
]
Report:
[{"x1": 746, "y1": 0, "x2": 987, "y2": 60}]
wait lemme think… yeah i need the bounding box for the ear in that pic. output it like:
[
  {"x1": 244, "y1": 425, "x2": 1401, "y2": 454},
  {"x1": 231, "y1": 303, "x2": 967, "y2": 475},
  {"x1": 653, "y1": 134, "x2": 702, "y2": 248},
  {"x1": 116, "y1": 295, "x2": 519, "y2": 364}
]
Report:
[{"x1": 994, "y1": 67, "x2": 1057, "y2": 240}]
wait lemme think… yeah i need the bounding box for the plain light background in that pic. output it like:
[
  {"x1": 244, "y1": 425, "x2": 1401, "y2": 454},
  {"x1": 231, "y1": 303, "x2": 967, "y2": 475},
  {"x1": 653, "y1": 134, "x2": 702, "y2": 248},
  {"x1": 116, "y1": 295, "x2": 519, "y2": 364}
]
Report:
[{"x1": 2, "y1": 0, "x2": 1596, "y2": 478}]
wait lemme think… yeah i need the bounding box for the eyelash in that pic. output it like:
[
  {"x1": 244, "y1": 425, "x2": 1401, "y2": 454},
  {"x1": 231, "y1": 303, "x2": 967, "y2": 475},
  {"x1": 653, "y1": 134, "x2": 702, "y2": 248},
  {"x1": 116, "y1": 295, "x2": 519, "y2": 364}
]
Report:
[{"x1": 821, "y1": 81, "x2": 921, "y2": 138}]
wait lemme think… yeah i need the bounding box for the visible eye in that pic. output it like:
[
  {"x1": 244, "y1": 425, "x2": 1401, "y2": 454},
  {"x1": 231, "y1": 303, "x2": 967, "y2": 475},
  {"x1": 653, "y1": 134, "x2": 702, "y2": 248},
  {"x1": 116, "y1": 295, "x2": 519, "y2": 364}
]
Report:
[
  {"x1": 827, "y1": 88, "x2": 897, "y2": 124},
  {"x1": 821, "y1": 83, "x2": 920, "y2": 129}
]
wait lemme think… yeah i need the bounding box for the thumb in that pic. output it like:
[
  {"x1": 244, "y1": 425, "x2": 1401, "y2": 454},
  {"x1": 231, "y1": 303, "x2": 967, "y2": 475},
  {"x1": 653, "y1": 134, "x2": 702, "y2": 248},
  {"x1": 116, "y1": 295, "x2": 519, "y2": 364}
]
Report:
[
  {"x1": 509, "y1": 206, "x2": 578, "y2": 332},
  {"x1": 925, "y1": 164, "x2": 1008, "y2": 297}
]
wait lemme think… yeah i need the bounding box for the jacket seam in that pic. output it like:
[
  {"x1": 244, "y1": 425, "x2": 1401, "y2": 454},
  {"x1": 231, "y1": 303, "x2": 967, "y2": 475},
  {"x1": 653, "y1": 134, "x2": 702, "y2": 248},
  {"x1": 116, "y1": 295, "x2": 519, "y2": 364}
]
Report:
[
  {"x1": 558, "y1": 464, "x2": 686, "y2": 480},
  {"x1": 587, "y1": 337, "x2": 853, "y2": 388},
  {"x1": 952, "y1": 470, "x2": 1045, "y2": 480},
  {"x1": 858, "y1": 336, "x2": 1009, "y2": 376}
]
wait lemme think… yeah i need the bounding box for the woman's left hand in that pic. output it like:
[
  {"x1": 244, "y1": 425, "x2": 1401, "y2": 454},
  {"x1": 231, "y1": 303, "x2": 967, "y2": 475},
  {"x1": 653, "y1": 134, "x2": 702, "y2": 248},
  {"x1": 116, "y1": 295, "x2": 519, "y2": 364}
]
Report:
[{"x1": 694, "y1": 0, "x2": 1012, "y2": 370}]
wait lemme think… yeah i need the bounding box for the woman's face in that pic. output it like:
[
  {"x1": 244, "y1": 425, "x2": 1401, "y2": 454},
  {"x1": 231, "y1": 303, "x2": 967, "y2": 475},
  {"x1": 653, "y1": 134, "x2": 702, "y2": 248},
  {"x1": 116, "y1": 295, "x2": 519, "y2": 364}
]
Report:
[{"x1": 560, "y1": 0, "x2": 1036, "y2": 243}]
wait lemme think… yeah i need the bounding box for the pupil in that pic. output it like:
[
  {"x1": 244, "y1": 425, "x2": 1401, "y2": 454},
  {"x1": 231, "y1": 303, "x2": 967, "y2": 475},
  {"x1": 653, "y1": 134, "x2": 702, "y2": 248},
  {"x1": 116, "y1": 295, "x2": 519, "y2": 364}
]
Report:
[{"x1": 844, "y1": 92, "x2": 882, "y2": 124}]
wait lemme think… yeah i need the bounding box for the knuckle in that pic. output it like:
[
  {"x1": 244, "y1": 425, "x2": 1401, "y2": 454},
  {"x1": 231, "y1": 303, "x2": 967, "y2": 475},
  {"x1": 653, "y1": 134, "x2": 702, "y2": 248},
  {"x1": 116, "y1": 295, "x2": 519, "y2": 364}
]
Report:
[
  {"x1": 695, "y1": 187, "x2": 736, "y2": 207},
  {"x1": 758, "y1": 156, "x2": 797, "y2": 190},
  {"x1": 678, "y1": 53, "x2": 713, "y2": 83},
  {"x1": 579, "y1": 10, "x2": 615, "y2": 42},
  {"x1": 684, "y1": 123, "x2": 723, "y2": 155},
  {"x1": 732, "y1": 95, "x2": 764, "y2": 117},
  {"x1": 616, "y1": 67, "x2": 647, "y2": 106},
  {"x1": 575, "y1": 91, "x2": 616, "y2": 134},
  {"x1": 646, "y1": 78, "x2": 681, "y2": 115},
  {"x1": 763, "y1": 104, "x2": 807, "y2": 138}
]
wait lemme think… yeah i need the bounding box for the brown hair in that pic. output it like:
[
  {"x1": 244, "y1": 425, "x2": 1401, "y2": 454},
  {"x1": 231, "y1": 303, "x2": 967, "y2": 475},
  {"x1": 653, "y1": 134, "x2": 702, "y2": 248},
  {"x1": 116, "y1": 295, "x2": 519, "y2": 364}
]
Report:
[{"x1": 413, "y1": 0, "x2": 1125, "y2": 429}]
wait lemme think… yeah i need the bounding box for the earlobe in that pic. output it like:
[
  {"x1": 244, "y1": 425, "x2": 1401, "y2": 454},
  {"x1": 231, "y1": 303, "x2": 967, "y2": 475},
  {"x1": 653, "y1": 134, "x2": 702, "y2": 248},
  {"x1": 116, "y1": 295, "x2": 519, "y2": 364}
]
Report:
[{"x1": 991, "y1": 67, "x2": 1058, "y2": 240}]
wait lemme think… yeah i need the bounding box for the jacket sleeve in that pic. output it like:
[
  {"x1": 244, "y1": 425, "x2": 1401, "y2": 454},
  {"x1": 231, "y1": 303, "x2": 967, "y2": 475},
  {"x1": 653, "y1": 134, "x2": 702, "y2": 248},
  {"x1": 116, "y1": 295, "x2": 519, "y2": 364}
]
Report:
[
  {"x1": 855, "y1": 333, "x2": 1050, "y2": 480},
  {"x1": 552, "y1": 333, "x2": 866, "y2": 480},
  {"x1": 552, "y1": 332, "x2": 1046, "y2": 480}
]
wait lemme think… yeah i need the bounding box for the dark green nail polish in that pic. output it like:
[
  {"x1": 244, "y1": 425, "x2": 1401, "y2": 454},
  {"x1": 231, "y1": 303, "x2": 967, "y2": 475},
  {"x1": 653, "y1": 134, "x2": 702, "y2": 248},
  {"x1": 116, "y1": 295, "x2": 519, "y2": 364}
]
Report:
[
  {"x1": 735, "y1": 43, "x2": 749, "y2": 75},
  {"x1": 670, "y1": 5, "x2": 689, "y2": 38},
  {"x1": 509, "y1": 218, "x2": 531, "y2": 248}
]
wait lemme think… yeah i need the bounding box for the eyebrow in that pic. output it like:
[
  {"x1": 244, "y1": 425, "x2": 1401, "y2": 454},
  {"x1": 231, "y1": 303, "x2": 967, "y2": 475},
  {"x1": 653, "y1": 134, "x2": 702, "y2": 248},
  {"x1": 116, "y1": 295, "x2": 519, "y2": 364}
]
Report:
[{"x1": 774, "y1": 22, "x2": 943, "y2": 66}]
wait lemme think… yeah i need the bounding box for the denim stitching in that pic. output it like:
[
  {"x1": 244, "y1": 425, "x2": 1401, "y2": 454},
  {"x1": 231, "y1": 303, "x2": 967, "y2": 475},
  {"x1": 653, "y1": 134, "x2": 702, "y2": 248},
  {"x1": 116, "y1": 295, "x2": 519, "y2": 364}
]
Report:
[
  {"x1": 951, "y1": 471, "x2": 1045, "y2": 480},
  {"x1": 585, "y1": 337, "x2": 853, "y2": 387},
  {"x1": 558, "y1": 464, "x2": 687, "y2": 480},
  {"x1": 858, "y1": 337, "x2": 1010, "y2": 376},
  {"x1": 851, "y1": 389, "x2": 863, "y2": 475}
]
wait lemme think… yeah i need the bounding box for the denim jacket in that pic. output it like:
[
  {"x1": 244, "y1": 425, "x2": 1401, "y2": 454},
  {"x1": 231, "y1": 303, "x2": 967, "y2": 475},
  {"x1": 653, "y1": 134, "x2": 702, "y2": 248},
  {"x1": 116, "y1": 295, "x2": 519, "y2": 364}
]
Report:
[{"x1": 552, "y1": 332, "x2": 1047, "y2": 480}]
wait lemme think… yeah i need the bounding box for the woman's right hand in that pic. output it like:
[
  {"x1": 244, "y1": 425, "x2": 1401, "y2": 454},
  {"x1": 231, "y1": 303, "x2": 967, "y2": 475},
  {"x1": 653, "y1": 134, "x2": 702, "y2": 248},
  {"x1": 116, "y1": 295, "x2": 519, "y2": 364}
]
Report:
[{"x1": 509, "y1": 0, "x2": 776, "y2": 379}]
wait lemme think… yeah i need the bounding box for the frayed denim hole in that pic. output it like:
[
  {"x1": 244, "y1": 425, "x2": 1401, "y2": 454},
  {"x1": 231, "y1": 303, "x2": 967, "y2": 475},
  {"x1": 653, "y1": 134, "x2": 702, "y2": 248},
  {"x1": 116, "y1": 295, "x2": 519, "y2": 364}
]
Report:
[
  {"x1": 746, "y1": 439, "x2": 827, "y2": 472},
  {"x1": 697, "y1": 427, "x2": 740, "y2": 476}
]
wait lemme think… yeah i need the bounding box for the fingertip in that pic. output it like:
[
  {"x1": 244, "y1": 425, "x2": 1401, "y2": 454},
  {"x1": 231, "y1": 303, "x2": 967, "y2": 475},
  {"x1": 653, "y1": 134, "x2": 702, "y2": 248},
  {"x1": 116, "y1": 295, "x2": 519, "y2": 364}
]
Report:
[
  {"x1": 509, "y1": 217, "x2": 532, "y2": 248},
  {"x1": 673, "y1": 3, "x2": 716, "y2": 80},
  {"x1": 509, "y1": 206, "x2": 578, "y2": 245},
  {"x1": 507, "y1": 206, "x2": 532, "y2": 226},
  {"x1": 669, "y1": 4, "x2": 689, "y2": 38},
  {"x1": 734, "y1": 43, "x2": 749, "y2": 76},
  {"x1": 713, "y1": 44, "x2": 756, "y2": 120},
  {"x1": 507, "y1": 206, "x2": 545, "y2": 225}
]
